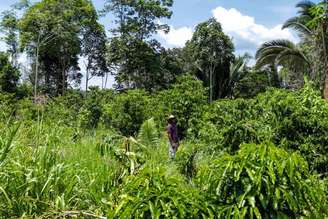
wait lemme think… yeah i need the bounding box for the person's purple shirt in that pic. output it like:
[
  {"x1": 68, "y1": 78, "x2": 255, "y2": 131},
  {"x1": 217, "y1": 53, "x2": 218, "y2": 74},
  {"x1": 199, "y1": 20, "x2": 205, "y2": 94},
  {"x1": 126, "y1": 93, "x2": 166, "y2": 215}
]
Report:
[{"x1": 167, "y1": 123, "x2": 179, "y2": 143}]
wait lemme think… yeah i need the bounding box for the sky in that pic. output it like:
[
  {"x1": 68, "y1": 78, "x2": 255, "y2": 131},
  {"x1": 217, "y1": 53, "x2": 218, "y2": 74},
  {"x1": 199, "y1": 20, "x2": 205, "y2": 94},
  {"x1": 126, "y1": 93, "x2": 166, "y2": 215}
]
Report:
[{"x1": 0, "y1": 0, "x2": 320, "y2": 88}]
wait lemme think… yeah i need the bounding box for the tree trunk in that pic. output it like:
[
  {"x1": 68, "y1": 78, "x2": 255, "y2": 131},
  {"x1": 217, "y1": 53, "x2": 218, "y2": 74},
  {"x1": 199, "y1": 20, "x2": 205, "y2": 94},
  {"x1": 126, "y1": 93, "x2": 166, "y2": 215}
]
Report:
[
  {"x1": 105, "y1": 73, "x2": 108, "y2": 89},
  {"x1": 34, "y1": 34, "x2": 41, "y2": 100},
  {"x1": 324, "y1": 74, "x2": 328, "y2": 101},
  {"x1": 62, "y1": 67, "x2": 66, "y2": 95},
  {"x1": 209, "y1": 66, "x2": 213, "y2": 103},
  {"x1": 85, "y1": 67, "x2": 89, "y2": 93},
  {"x1": 321, "y1": 22, "x2": 328, "y2": 101}
]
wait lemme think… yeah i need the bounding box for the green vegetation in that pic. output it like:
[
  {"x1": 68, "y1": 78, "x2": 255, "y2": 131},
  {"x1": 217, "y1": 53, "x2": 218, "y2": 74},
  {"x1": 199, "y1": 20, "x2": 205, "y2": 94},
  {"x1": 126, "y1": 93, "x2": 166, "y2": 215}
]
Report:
[
  {"x1": 0, "y1": 0, "x2": 328, "y2": 218},
  {"x1": 0, "y1": 76, "x2": 327, "y2": 218}
]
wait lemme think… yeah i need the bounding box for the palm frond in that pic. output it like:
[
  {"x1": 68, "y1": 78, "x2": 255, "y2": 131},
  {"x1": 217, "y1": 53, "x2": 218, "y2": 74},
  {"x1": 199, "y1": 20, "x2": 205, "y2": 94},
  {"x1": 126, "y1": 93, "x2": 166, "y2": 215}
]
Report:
[
  {"x1": 255, "y1": 39, "x2": 309, "y2": 74},
  {"x1": 296, "y1": 0, "x2": 315, "y2": 15},
  {"x1": 255, "y1": 54, "x2": 278, "y2": 69},
  {"x1": 137, "y1": 118, "x2": 160, "y2": 147},
  {"x1": 282, "y1": 17, "x2": 313, "y2": 36},
  {"x1": 281, "y1": 1, "x2": 316, "y2": 38},
  {"x1": 229, "y1": 54, "x2": 251, "y2": 83},
  {"x1": 275, "y1": 49, "x2": 310, "y2": 73},
  {"x1": 256, "y1": 39, "x2": 296, "y2": 60}
]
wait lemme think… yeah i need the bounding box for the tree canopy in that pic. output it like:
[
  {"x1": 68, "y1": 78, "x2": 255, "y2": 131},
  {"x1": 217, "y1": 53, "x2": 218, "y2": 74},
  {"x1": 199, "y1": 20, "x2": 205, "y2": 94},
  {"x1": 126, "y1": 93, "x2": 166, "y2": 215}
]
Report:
[
  {"x1": 186, "y1": 18, "x2": 235, "y2": 101},
  {"x1": 0, "y1": 52, "x2": 20, "y2": 93},
  {"x1": 19, "y1": 0, "x2": 107, "y2": 95}
]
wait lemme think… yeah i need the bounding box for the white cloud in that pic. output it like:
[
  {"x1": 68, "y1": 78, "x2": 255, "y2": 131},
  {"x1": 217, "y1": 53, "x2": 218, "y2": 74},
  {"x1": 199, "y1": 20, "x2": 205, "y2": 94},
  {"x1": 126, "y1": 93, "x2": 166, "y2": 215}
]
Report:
[
  {"x1": 212, "y1": 7, "x2": 297, "y2": 49},
  {"x1": 0, "y1": 32, "x2": 6, "y2": 52},
  {"x1": 158, "y1": 6, "x2": 297, "y2": 55},
  {"x1": 158, "y1": 25, "x2": 193, "y2": 48},
  {"x1": 0, "y1": 41, "x2": 5, "y2": 52}
]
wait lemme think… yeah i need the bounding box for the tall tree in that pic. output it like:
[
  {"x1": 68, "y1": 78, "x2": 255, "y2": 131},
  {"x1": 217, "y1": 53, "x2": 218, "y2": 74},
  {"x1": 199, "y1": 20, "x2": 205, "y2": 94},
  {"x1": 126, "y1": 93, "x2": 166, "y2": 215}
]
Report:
[
  {"x1": 104, "y1": 0, "x2": 174, "y2": 91},
  {"x1": 186, "y1": 18, "x2": 235, "y2": 101},
  {"x1": 19, "y1": 0, "x2": 106, "y2": 96},
  {"x1": 81, "y1": 19, "x2": 108, "y2": 92},
  {"x1": 104, "y1": 0, "x2": 172, "y2": 40},
  {"x1": 0, "y1": 52, "x2": 20, "y2": 93},
  {"x1": 0, "y1": 10, "x2": 19, "y2": 67},
  {"x1": 307, "y1": 1, "x2": 328, "y2": 100}
]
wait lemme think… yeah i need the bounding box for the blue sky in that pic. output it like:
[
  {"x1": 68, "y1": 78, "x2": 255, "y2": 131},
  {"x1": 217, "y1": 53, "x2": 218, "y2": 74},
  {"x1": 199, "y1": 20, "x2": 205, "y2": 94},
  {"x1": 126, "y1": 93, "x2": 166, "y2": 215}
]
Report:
[
  {"x1": 0, "y1": 0, "x2": 308, "y2": 53},
  {"x1": 0, "y1": 0, "x2": 320, "y2": 88}
]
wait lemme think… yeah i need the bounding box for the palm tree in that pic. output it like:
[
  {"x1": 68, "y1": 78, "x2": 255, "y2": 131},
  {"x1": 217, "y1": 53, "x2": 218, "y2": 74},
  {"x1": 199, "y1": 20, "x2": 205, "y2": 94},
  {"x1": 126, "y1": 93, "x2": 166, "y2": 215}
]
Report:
[
  {"x1": 255, "y1": 39, "x2": 310, "y2": 73},
  {"x1": 282, "y1": 0, "x2": 316, "y2": 38},
  {"x1": 306, "y1": 0, "x2": 328, "y2": 100},
  {"x1": 256, "y1": 0, "x2": 328, "y2": 100},
  {"x1": 255, "y1": 1, "x2": 316, "y2": 90},
  {"x1": 228, "y1": 53, "x2": 251, "y2": 97}
]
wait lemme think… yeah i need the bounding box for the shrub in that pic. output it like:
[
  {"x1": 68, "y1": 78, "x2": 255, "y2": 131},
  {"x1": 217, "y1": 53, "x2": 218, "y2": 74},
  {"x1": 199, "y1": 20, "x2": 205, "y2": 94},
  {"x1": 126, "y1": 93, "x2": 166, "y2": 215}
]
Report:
[
  {"x1": 150, "y1": 75, "x2": 207, "y2": 138},
  {"x1": 44, "y1": 91, "x2": 84, "y2": 127},
  {"x1": 192, "y1": 83, "x2": 328, "y2": 174},
  {"x1": 78, "y1": 87, "x2": 106, "y2": 129},
  {"x1": 0, "y1": 92, "x2": 16, "y2": 122},
  {"x1": 109, "y1": 165, "x2": 214, "y2": 218},
  {"x1": 195, "y1": 143, "x2": 327, "y2": 218},
  {"x1": 102, "y1": 89, "x2": 150, "y2": 136},
  {"x1": 233, "y1": 70, "x2": 272, "y2": 98}
]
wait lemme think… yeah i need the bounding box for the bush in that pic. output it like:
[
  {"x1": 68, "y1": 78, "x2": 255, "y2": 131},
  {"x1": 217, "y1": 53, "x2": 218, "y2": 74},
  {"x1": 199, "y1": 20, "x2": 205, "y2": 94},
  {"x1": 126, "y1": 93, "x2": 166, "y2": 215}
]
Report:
[
  {"x1": 192, "y1": 83, "x2": 328, "y2": 174},
  {"x1": 0, "y1": 92, "x2": 16, "y2": 122},
  {"x1": 0, "y1": 52, "x2": 20, "y2": 94},
  {"x1": 233, "y1": 70, "x2": 272, "y2": 98},
  {"x1": 109, "y1": 165, "x2": 214, "y2": 218},
  {"x1": 44, "y1": 91, "x2": 84, "y2": 127},
  {"x1": 78, "y1": 87, "x2": 109, "y2": 129},
  {"x1": 102, "y1": 89, "x2": 150, "y2": 136},
  {"x1": 150, "y1": 75, "x2": 207, "y2": 138},
  {"x1": 195, "y1": 143, "x2": 327, "y2": 218}
]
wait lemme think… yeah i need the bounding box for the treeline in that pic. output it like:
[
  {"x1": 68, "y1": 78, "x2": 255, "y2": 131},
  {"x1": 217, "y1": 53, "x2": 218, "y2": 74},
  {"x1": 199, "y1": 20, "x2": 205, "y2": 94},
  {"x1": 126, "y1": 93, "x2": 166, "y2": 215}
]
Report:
[{"x1": 2, "y1": 0, "x2": 328, "y2": 101}]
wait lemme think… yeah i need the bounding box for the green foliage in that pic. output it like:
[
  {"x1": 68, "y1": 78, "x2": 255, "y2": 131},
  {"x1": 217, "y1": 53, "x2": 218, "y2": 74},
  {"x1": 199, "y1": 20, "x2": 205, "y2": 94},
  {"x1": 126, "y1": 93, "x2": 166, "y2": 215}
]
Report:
[
  {"x1": 0, "y1": 123, "x2": 19, "y2": 164},
  {"x1": 0, "y1": 52, "x2": 20, "y2": 93},
  {"x1": 105, "y1": 0, "x2": 175, "y2": 91},
  {"x1": 255, "y1": 39, "x2": 310, "y2": 75},
  {"x1": 174, "y1": 141, "x2": 201, "y2": 179},
  {"x1": 110, "y1": 165, "x2": 214, "y2": 219},
  {"x1": 102, "y1": 89, "x2": 150, "y2": 136},
  {"x1": 193, "y1": 83, "x2": 328, "y2": 174},
  {"x1": 137, "y1": 118, "x2": 160, "y2": 147},
  {"x1": 186, "y1": 18, "x2": 235, "y2": 100},
  {"x1": 78, "y1": 88, "x2": 105, "y2": 129},
  {"x1": 0, "y1": 9, "x2": 19, "y2": 65},
  {"x1": 19, "y1": 0, "x2": 105, "y2": 95},
  {"x1": 0, "y1": 84, "x2": 327, "y2": 218},
  {"x1": 0, "y1": 92, "x2": 16, "y2": 121},
  {"x1": 233, "y1": 70, "x2": 273, "y2": 98},
  {"x1": 256, "y1": 0, "x2": 328, "y2": 98},
  {"x1": 1, "y1": 0, "x2": 327, "y2": 218},
  {"x1": 44, "y1": 91, "x2": 84, "y2": 126},
  {"x1": 195, "y1": 143, "x2": 327, "y2": 218},
  {"x1": 150, "y1": 75, "x2": 207, "y2": 138}
]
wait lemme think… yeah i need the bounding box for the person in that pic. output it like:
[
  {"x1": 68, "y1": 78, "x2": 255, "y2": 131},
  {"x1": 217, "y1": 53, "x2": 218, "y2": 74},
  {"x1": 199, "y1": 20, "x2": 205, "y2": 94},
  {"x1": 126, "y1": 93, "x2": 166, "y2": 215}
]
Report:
[{"x1": 166, "y1": 115, "x2": 179, "y2": 158}]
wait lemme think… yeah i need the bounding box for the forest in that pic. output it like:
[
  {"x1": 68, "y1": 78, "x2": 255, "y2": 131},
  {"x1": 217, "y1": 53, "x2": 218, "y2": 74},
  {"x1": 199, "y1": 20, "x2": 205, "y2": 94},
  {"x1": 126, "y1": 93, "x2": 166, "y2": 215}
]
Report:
[{"x1": 0, "y1": 0, "x2": 327, "y2": 218}]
